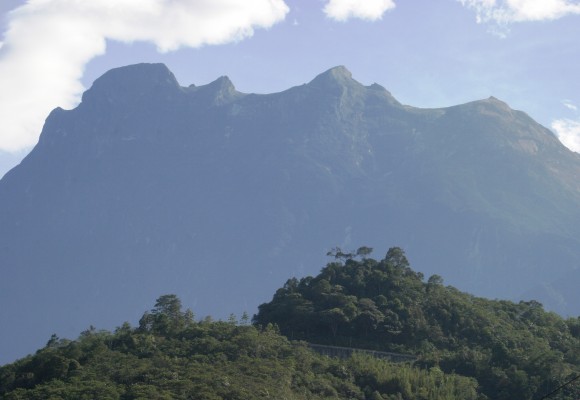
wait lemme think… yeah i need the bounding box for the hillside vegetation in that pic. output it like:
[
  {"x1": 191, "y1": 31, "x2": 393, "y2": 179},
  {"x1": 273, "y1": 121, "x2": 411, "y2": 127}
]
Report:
[
  {"x1": 1, "y1": 295, "x2": 481, "y2": 400},
  {"x1": 254, "y1": 247, "x2": 580, "y2": 399},
  {"x1": 1, "y1": 247, "x2": 578, "y2": 399}
]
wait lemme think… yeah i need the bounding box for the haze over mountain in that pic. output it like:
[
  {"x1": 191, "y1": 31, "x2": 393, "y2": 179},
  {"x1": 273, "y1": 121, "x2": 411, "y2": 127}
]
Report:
[{"x1": 1, "y1": 63, "x2": 579, "y2": 364}]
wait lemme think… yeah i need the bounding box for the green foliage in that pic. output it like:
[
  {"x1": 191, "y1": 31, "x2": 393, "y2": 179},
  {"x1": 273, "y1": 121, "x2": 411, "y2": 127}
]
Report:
[
  {"x1": 1, "y1": 294, "x2": 484, "y2": 400},
  {"x1": 138, "y1": 294, "x2": 195, "y2": 336},
  {"x1": 2, "y1": 249, "x2": 579, "y2": 400},
  {"x1": 254, "y1": 247, "x2": 580, "y2": 400}
]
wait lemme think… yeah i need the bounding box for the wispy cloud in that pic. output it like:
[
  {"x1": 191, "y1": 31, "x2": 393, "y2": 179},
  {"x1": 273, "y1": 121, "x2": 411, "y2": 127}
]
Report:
[
  {"x1": 562, "y1": 100, "x2": 578, "y2": 111},
  {"x1": 0, "y1": 0, "x2": 289, "y2": 152},
  {"x1": 323, "y1": 0, "x2": 396, "y2": 22},
  {"x1": 552, "y1": 118, "x2": 580, "y2": 153},
  {"x1": 459, "y1": 0, "x2": 580, "y2": 26}
]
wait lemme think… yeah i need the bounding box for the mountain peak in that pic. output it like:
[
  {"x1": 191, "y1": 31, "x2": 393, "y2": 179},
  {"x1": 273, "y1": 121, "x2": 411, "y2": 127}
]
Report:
[
  {"x1": 454, "y1": 95, "x2": 515, "y2": 117},
  {"x1": 189, "y1": 75, "x2": 240, "y2": 105},
  {"x1": 323, "y1": 65, "x2": 353, "y2": 79},
  {"x1": 309, "y1": 65, "x2": 359, "y2": 88},
  {"x1": 205, "y1": 75, "x2": 236, "y2": 94},
  {"x1": 484, "y1": 96, "x2": 510, "y2": 108},
  {"x1": 81, "y1": 63, "x2": 180, "y2": 105}
]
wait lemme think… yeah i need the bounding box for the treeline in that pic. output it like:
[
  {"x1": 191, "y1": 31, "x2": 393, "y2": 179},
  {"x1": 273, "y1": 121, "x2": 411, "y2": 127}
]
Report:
[
  {"x1": 254, "y1": 247, "x2": 580, "y2": 400},
  {"x1": 0, "y1": 295, "x2": 481, "y2": 399},
  {"x1": 1, "y1": 247, "x2": 578, "y2": 399}
]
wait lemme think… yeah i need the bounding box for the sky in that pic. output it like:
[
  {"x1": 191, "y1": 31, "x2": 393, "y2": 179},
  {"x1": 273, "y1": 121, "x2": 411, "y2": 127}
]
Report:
[{"x1": 1, "y1": 0, "x2": 580, "y2": 178}]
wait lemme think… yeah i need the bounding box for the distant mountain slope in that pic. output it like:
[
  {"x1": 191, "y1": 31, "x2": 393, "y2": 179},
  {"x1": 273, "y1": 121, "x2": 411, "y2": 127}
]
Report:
[{"x1": 1, "y1": 63, "x2": 579, "y2": 364}]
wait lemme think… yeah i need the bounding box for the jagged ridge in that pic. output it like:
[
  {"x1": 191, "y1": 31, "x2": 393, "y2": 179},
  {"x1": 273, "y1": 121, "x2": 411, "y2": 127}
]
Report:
[{"x1": 1, "y1": 63, "x2": 580, "y2": 366}]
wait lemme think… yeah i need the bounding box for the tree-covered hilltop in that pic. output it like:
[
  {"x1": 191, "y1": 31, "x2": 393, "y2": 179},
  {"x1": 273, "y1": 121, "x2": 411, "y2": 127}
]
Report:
[
  {"x1": 254, "y1": 247, "x2": 580, "y2": 400},
  {"x1": 1, "y1": 248, "x2": 578, "y2": 400},
  {"x1": 0, "y1": 295, "x2": 482, "y2": 400}
]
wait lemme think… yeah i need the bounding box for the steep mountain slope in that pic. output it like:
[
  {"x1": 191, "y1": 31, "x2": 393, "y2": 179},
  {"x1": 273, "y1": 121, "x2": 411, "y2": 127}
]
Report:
[{"x1": 1, "y1": 63, "x2": 579, "y2": 364}]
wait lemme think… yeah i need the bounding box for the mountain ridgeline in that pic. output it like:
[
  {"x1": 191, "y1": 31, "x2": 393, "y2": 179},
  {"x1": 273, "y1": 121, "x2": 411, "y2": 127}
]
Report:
[{"x1": 1, "y1": 63, "x2": 580, "y2": 363}]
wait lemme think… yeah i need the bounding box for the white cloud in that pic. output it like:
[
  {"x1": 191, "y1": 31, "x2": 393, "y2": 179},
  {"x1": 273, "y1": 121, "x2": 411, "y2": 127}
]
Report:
[
  {"x1": 562, "y1": 100, "x2": 578, "y2": 111},
  {"x1": 324, "y1": 0, "x2": 396, "y2": 22},
  {"x1": 459, "y1": 0, "x2": 580, "y2": 24},
  {"x1": 0, "y1": 0, "x2": 289, "y2": 152},
  {"x1": 552, "y1": 118, "x2": 580, "y2": 152}
]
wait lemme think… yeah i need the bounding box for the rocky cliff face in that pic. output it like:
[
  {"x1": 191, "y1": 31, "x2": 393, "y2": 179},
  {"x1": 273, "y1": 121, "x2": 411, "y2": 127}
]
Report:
[{"x1": 1, "y1": 63, "x2": 579, "y2": 364}]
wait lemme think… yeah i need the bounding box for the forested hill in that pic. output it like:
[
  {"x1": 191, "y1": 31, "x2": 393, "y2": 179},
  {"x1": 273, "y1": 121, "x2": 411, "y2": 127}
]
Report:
[
  {"x1": 254, "y1": 247, "x2": 580, "y2": 400},
  {"x1": 1, "y1": 248, "x2": 579, "y2": 399},
  {"x1": 0, "y1": 295, "x2": 483, "y2": 400}
]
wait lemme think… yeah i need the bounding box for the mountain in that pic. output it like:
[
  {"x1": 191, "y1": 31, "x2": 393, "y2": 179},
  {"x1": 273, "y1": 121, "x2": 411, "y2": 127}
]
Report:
[{"x1": 1, "y1": 63, "x2": 580, "y2": 364}]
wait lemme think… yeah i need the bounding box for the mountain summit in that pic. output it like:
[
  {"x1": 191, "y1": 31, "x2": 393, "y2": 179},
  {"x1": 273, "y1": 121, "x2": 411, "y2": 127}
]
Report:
[
  {"x1": 309, "y1": 65, "x2": 356, "y2": 86},
  {"x1": 1, "y1": 64, "x2": 580, "y2": 364}
]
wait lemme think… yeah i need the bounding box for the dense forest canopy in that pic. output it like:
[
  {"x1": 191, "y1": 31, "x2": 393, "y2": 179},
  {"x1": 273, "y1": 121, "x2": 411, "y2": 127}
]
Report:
[
  {"x1": 1, "y1": 247, "x2": 578, "y2": 399},
  {"x1": 254, "y1": 247, "x2": 580, "y2": 399},
  {"x1": 1, "y1": 294, "x2": 481, "y2": 400}
]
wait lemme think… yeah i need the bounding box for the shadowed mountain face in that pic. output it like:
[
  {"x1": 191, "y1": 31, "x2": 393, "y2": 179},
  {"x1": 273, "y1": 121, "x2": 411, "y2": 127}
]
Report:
[{"x1": 1, "y1": 63, "x2": 580, "y2": 364}]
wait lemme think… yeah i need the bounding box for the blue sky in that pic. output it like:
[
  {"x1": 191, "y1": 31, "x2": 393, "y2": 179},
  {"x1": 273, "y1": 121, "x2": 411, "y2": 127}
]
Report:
[{"x1": 1, "y1": 0, "x2": 580, "y2": 178}]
